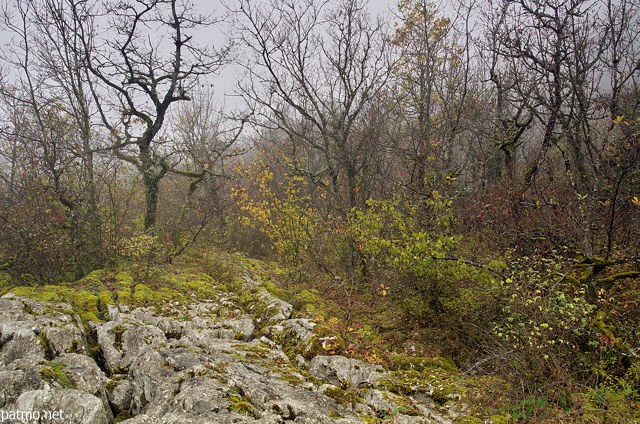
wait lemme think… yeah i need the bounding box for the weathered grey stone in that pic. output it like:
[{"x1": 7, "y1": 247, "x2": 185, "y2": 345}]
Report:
[
  {"x1": 54, "y1": 353, "x2": 112, "y2": 420},
  {"x1": 0, "y1": 322, "x2": 45, "y2": 366},
  {"x1": 91, "y1": 320, "x2": 135, "y2": 374},
  {"x1": 93, "y1": 321, "x2": 166, "y2": 374},
  {"x1": 18, "y1": 296, "x2": 70, "y2": 315},
  {"x1": 223, "y1": 362, "x2": 356, "y2": 422},
  {"x1": 159, "y1": 347, "x2": 213, "y2": 372},
  {"x1": 37, "y1": 320, "x2": 88, "y2": 357},
  {"x1": 181, "y1": 331, "x2": 250, "y2": 363},
  {"x1": 130, "y1": 307, "x2": 161, "y2": 325},
  {"x1": 128, "y1": 349, "x2": 178, "y2": 416},
  {"x1": 114, "y1": 413, "x2": 155, "y2": 424},
  {"x1": 264, "y1": 319, "x2": 316, "y2": 347},
  {"x1": 171, "y1": 377, "x2": 230, "y2": 414},
  {"x1": 121, "y1": 324, "x2": 167, "y2": 365},
  {"x1": 1, "y1": 287, "x2": 459, "y2": 424},
  {"x1": 256, "y1": 336, "x2": 291, "y2": 364},
  {"x1": 16, "y1": 389, "x2": 109, "y2": 424},
  {"x1": 156, "y1": 317, "x2": 184, "y2": 339},
  {"x1": 0, "y1": 297, "x2": 33, "y2": 321},
  {"x1": 391, "y1": 414, "x2": 439, "y2": 424},
  {"x1": 308, "y1": 356, "x2": 384, "y2": 389},
  {"x1": 0, "y1": 369, "x2": 44, "y2": 408},
  {"x1": 155, "y1": 411, "x2": 274, "y2": 424},
  {"x1": 256, "y1": 290, "x2": 293, "y2": 322},
  {"x1": 107, "y1": 376, "x2": 132, "y2": 415},
  {"x1": 243, "y1": 277, "x2": 293, "y2": 322},
  {"x1": 54, "y1": 353, "x2": 106, "y2": 392},
  {"x1": 360, "y1": 388, "x2": 406, "y2": 413}
]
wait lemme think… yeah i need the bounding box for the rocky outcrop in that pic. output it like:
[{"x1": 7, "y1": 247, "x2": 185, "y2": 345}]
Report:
[{"x1": 0, "y1": 280, "x2": 460, "y2": 424}]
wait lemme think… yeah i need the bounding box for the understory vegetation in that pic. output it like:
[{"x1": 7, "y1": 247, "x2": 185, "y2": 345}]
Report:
[{"x1": 1, "y1": 0, "x2": 639, "y2": 422}]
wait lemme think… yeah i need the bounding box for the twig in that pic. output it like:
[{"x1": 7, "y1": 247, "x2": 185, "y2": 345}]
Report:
[{"x1": 463, "y1": 349, "x2": 516, "y2": 375}]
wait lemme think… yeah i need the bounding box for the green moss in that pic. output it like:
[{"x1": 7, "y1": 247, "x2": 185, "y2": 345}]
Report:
[
  {"x1": 9, "y1": 285, "x2": 103, "y2": 324},
  {"x1": 39, "y1": 362, "x2": 76, "y2": 389},
  {"x1": 389, "y1": 354, "x2": 456, "y2": 373},
  {"x1": 110, "y1": 324, "x2": 127, "y2": 349},
  {"x1": 83, "y1": 292, "x2": 99, "y2": 316},
  {"x1": 11, "y1": 286, "x2": 56, "y2": 303},
  {"x1": 37, "y1": 332, "x2": 54, "y2": 359},
  {"x1": 116, "y1": 288, "x2": 132, "y2": 303},
  {"x1": 263, "y1": 281, "x2": 289, "y2": 300},
  {"x1": 132, "y1": 284, "x2": 151, "y2": 303},
  {"x1": 358, "y1": 415, "x2": 377, "y2": 424},
  {"x1": 291, "y1": 289, "x2": 321, "y2": 311},
  {"x1": 328, "y1": 410, "x2": 342, "y2": 419},
  {"x1": 105, "y1": 380, "x2": 118, "y2": 393},
  {"x1": 324, "y1": 386, "x2": 360, "y2": 405},
  {"x1": 98, "y1": 291, "x2": 115, "y2": 307},
  {"x1": 0, "y1": 270, "x2": 11, "y2": 288},
  {"x1": 69, "y1": 338, "x2": 81, "y2": 354},
  {"x1": 229, "y1": 395, "x2": 254, "y2": 416},
  {"x1": 299, "y1": 323, "x2": 345, "y2": 359},
  {"x1": 114, "y1": 411, "x2": 133, "y2": 423},
  {"x1": 82, "y1": 270, "x2": 104, "y2": 288},
  {"x1": 454, "y1": 417, "x2": 484, "y2": 424},
  {"x1": 114, "y1": 271, "x2": 134, "y2": 287},
  {"x1": 81, "y1": 311, "x2": 100, "y2": 323},
  {"x1": 277, "y1": 369, "x2": 306, "y2": 386},
  {"x1": 300, "y1": 333, "x2": 345, "y2": 359},
  {"x1": 431, "y1": 387, "x2": 458, "y2": 405},
  {"x1": 87, "y1": 334, "x2": 102, "y2": 361}
]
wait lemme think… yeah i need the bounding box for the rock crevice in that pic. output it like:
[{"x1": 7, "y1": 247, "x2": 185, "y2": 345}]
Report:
[{"x1": 0, "y1": 281, "x2": 456, "y2": 424}]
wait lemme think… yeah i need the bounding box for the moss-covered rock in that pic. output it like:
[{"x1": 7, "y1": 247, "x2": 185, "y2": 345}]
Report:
[
  {"x1": 38, "y1": 362, "x2": 77, "y2": 389},
  {"x1": 323, "y1": 385, "x2": 361, "y2": 405}
]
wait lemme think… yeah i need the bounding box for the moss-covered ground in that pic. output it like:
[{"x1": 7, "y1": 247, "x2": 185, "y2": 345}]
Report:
[{"x1": 1, "y1": 248, "x2": 637, "y2": 423}]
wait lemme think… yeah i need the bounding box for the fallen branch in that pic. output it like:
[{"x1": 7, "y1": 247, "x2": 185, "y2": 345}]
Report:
[{"x1": 463, "y1": 349, "x2": 516, "y2": 375}]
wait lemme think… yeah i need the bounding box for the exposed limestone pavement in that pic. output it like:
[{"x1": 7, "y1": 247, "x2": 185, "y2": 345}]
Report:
[{"x1": 0, "y1": 275, "x2": 464, "y2": 424}]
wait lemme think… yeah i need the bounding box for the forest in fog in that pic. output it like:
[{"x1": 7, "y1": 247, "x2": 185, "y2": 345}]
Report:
[{"x1": 0, "y1": 0, "x2": 639, "y2": 419}]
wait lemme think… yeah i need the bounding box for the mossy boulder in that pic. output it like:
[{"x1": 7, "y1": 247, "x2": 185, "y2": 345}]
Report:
[{"x1": 38, "y1": 361, "x2": 77, "y2": 389}]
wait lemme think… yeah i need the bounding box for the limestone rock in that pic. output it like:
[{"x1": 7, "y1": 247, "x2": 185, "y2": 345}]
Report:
[
  {"x1": 1, "y1": 283, "x2": 460, "y2": 424},
  {"x1": 170, "y1": 377, "x2": 230, "y2": 414},
  {"x1": 107, "y1": 377, "x2": 132, "y2": 415},
  {"x1": 16, "y1": 389, "x2": 109, "y2": 424},
  {"x1": 0, "y1": 294, "x2": 88, "y2": 359},
  {"x1": 308, "y1": 355, "x2": 384, "y2": 388},
  {"x1": 256, "y1": 290, "x2": 293, "y2": 321},
  {"x1": 54, "y1": 353, "x2": 112, "y2": 420},
  {"x1": 0, "y1": 369, "x2": 44, "y2": 408},
  {"x1": 264, "y1": 318, "x2": 316, "y2": 347},
  {"x1": 0, "y1": 321, "x2": 45, "y2": 367},
  {"x1": 117, "y1": 414, "x2": 155, "y2": 424}
]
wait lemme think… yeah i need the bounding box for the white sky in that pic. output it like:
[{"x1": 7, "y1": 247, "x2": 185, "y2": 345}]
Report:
[
  {"x1": 198, "y1": 0, "x2": 400, "y2": 110},
  {"x1": 0, "y1": 0, "x2": 400, "y2": 112}
]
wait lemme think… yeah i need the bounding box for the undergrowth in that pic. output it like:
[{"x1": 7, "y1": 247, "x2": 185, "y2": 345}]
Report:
[{"x1": 1, "y1": 247, "x2": 638, "y2": 423}]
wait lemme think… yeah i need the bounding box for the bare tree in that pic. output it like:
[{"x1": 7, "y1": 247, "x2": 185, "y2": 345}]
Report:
[
  {"x1": 0, "y1": 0, "x2": 106, "y2": 279},
  {"x1": 480, "y1": 0, "x2": 534, "y2": 182},
  {"x1": 232, "y1": 0, "x2": 393, "y2": 212},
  {"x1": 390, "y1": 0, "x2": 485, "y2": 194},
  {"x1": 77, "y1": 0, "x2": 231, "y2": 231},
  {"x1": 481, "y1": 0, "x2": 640, "y2": 263},
  {"x1": 602, "y1": 0, "x2": 640, "y2": 126},
  {"x1": 165, "y1": 87, "x2": 246, "y2": 258}
]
